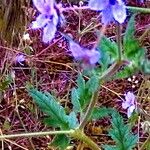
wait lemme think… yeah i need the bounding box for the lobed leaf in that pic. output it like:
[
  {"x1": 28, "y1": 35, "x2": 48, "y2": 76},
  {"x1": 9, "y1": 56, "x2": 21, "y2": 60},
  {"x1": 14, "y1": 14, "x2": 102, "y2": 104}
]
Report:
[
  {"x1": 104, "y1": 112, "x2": 138, "y2": 150},
  {"x1": 27, "y1": 88, "x2": 69, "y2": 129},
  {"x1": 123, "y1": 14, "x2": 136, "y2": 44},
  {"x1": 71, "y1": 88, "x2": 81, "y2": 113},
  {"x1": 91, "y1": 107, "x2": 115, "y2": 120},
  {"x1": 100, "y1": 36, "x2": 118, "y2": 60}
]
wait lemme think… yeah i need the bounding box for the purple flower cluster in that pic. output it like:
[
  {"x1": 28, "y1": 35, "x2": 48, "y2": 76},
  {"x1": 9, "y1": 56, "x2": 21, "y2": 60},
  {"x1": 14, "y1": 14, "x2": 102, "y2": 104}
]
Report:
[
  {"x1": 31, "y1": 0, "x2": 127, "y2": 66},
  {"x1": 88, "y1": 0, "x2": 127, "y2": 24},
  {"x1": 31, "y1": 0, "x2": 59, "y2": 43}
]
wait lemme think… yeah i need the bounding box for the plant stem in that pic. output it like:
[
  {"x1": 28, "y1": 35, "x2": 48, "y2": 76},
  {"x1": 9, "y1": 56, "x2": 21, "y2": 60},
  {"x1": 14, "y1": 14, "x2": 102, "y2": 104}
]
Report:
[
  {"x1": 71, "y1": 129, "x2": 101, "y2": 150},
  {"x1": 62, "y1": 5, "x2": 150, "y2": 14},
  {"x1": 127, "y1": 6, "x2": 150, "y2": 13},
  {"x1": 79, "y1": 61, "x2": 124, "y2": 129},
  {"x1": 139, "y1": 25, "x2": 150, "y2": 44},
  {"x1": 140, "y1": 134, "x2": 150, "y2": 150},
  {"x1": 0, "y1": 130, "x2": 73, "y2": 139},
  {"x1": 116, "y1": 23, "x2": 122, "y2": 61}
]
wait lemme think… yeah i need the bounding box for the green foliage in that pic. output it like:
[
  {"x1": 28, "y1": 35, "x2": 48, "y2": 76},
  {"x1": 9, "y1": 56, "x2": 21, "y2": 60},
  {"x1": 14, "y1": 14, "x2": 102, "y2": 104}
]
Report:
[
  {"x1": 67, "y1": 111, "x2": 79, "y2": 129},
  {"x1": 123, "y1": 14, "x2": 145, "y2": 62},
  {"x1": 123, "y1": 14, "x2": 136, "y2": 44},
  {"x1": 71, "y1": 75, "x2": 99, "y2": 112},
  {"x1": 27, "y1": 87, "x2": 80, "y2": 149},
  {"x1": 141, "y1": 59, "x2": 150, "y2": 74},
  {"x1": 27, "y1": 87, "x2": 79, "y2": 130},
  {"x1": 0, "y1": 75, "x2": 12, "y2": 91},
  {"x1": 97, "y1": 35, "x2": 118, "y2": 74},
  {"x1": 114, "y1": 14, "x2": 148, "y2": 79},
  {"x1": 99, "y1": 47, "x2": 111, "y2": 71},
  {"x1": 113, "y1": 64, "x2": 138, "y2": 79},
  {"x1": 50, "y1": 134, "x2": 70, "y2": 150},
  {"x1": 91, "y1": 107, "x2": 115, "y2": 120},
  {"x1": 103, "y1": 112, "x2": 137, "y2": 150},
  {"x1": 86, "y1": 76, "x2": 99, "y2": 93},
  {"x1": 100, "y1": 36, "x2": 118, "y2": 60},
  {"x1": 71, "y1": 88, "x2": 81, "y2": 113}
]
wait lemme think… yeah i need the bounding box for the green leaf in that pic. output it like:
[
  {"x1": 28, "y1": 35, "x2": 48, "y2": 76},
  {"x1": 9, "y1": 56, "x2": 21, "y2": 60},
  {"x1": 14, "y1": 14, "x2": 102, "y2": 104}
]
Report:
[
  {"x1": 113, "y1": 64, "x2": 138, "y2": 79},
  {"x1": 103, "y1": 145, "x2": 118, "y2": 150},
  {"x1": 124, "y1": 14, "x2": 136, "y2": 44},
  {"x1": 141, "y1": 59, "x2": 150, "y2": 74},
  {"x1": 27, "y1": 88, "x2": 69, "y2": 129},
  {"x1": 86, "y1": 75, "x2": 99, "y2": 93},
  {"x1": 71, "y1": 88, "x2": 81, "y2": 113},
  {"x1": 50, "y1": 134, "x2": 70, "y2": 150},
  {"x1": 104, "y1": 112, "x2": 138, "y2": 150},
  {"x1": 124, "y1": 39, "x2": 141, "y2": 59},
  {"x1": 100, "y1": 36, "x2": 118, "y2": 60},
  {"x1": 67, "y1": 111, "x2": 79, "y2": 129},
  {"x1": 99, "y1": 48, "x2": 111, "y2": 71},
  {"x1": 74, "y1": 74, "x2": 91, "y2": 110},
  {"x1": 91, "y1": 107, "x2": 115, "y2": 120},
  {"x1": 72, "y1": 75, "x2": 99, "y2": 112},
  {"x1": 77, "y1": 74, "x2": 85, "y2": 90},
  {"x1": 123, "y1": 14, "x2": 145, "y2": 62}
]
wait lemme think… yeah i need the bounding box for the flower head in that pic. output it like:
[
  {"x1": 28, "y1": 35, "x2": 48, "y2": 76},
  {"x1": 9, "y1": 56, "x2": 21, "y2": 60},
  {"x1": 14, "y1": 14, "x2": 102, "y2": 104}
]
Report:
[
  {"x1": 88, "y1": 0, "x2": 126, "y2": 24},
  {"x1": 122, "y1": 92, "x2": 137, "y2": 118},
  {"x1": 69, "y1": 40, "x2": 100, "y2": 66},
  {"x1": 31, "y1": 0, "x2": 59, "y2": 43}
]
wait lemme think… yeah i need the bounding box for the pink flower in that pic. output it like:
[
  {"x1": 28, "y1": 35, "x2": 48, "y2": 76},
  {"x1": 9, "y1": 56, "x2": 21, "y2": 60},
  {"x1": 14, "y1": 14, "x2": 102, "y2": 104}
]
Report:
[{"x1": 122, "y1": 92, "x2": 137, "y2": 118}]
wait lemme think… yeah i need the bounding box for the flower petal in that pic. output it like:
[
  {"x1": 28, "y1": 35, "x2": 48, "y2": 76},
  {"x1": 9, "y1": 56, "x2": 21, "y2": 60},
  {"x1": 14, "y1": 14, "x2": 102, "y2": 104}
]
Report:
[
  {"x1": 31, "y1": 14, "x2": 48, "y2": 29},
  {"x1": 122, "y1": 101, "x2": 129, "y2": 109},
  {"x1": 52, "y1": 10, "x2": 59, "y2": 26},
  {"x1": 42, "y1": 23, "x2": 56, "y2": 43},
  {"x1": 33, "y1": 0, "x2": 54, "y2": 14},
  {"x1": 32, "y1": 0, "x2": 45, "y2": 13},
  {"x1": 125, "y1": 92, "x2": 135, "y2": 105},
  {"x1": 127, "y1": 105, "x2": 135, "y2": 118},
  {"x1": 69, "y1": 41, "x2": 85, "y2": 59},
  {"x1": 85, "y1": 49, "x2": 100, "y2": 65},
  {"x1": 16, "y1": 54, "x2": 25, "y2": 65},
  {"x1": 88, "y1": 0, "x2": 109, "y2": 11},
  {"x1": 101, "y1": 7, "x2": 114, "y2": 24},
  {"x1": 112, "y1": 1, "x2": 126, "y2": 23}
]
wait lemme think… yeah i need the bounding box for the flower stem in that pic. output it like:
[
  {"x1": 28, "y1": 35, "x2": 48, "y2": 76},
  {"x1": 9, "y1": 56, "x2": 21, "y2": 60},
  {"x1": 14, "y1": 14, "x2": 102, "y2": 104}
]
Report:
[
  {"x1": 0, "y1": 130, "x2": 73, "y2": 139},
  {"x1": 127, "y1": 6, "x2": 150, "y2": 13},
  {"x1": 0, "y1": 129, "x2": 101, "y2": 149},
  {"x1": 79, "y1": 61, "x2": 124, "y2": 130},
  {"x1": 139, "y1": 25, "x2": 150, "y2": 44},
  {"x1": 116, "y1": 23, "x2": 122, "y2": 61},
  {"x1": 71, "y1": 129, "x2": 101, "y2": 150}
]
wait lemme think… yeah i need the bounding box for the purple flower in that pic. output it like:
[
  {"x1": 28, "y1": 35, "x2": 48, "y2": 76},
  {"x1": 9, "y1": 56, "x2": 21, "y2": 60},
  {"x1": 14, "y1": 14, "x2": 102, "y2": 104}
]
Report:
[
  {"x1": 31, "y1": 0, "x2": 59, "y2": 43},
  {"x1": 16, "y1": 54, "x2": 25, "y2": 65},
  {"x1": 69, "y1": 40, "x2": 100, "y2": 66},
  {"x1": 122, "y1": 92, "x2": 137, "y2": 118},
  {"x1": 88, "y1": 0, "x2": 126, "y2": 24}
]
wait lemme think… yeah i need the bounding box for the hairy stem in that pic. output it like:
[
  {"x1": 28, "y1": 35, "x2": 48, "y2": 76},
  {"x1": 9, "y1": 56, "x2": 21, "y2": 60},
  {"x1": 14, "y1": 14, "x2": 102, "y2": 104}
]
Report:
[
  {"x1": 79, "y1": 61, "x2": 124, "y2": 129},
  {"x1": 140, "y1": 135, "x2": 150, "y2": 150},
  {"x1": 71, "y1": 129, "x2": 101, "y2": 150},
  {"x1": 0, "y1": 129, "x2": 101, "y2": 149},
  {"x1": 127, "y1": 6, "x2": 150, "y2": 13},
  {"x1": 0, "y1": 130, "x2": 73, "y2": 139},
  {"x1": 139, "y1": 25, "x2": 150, "y2": 44},
  {"x1": 116, "y1": 23, "x2": 122, "y2": 61}
]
